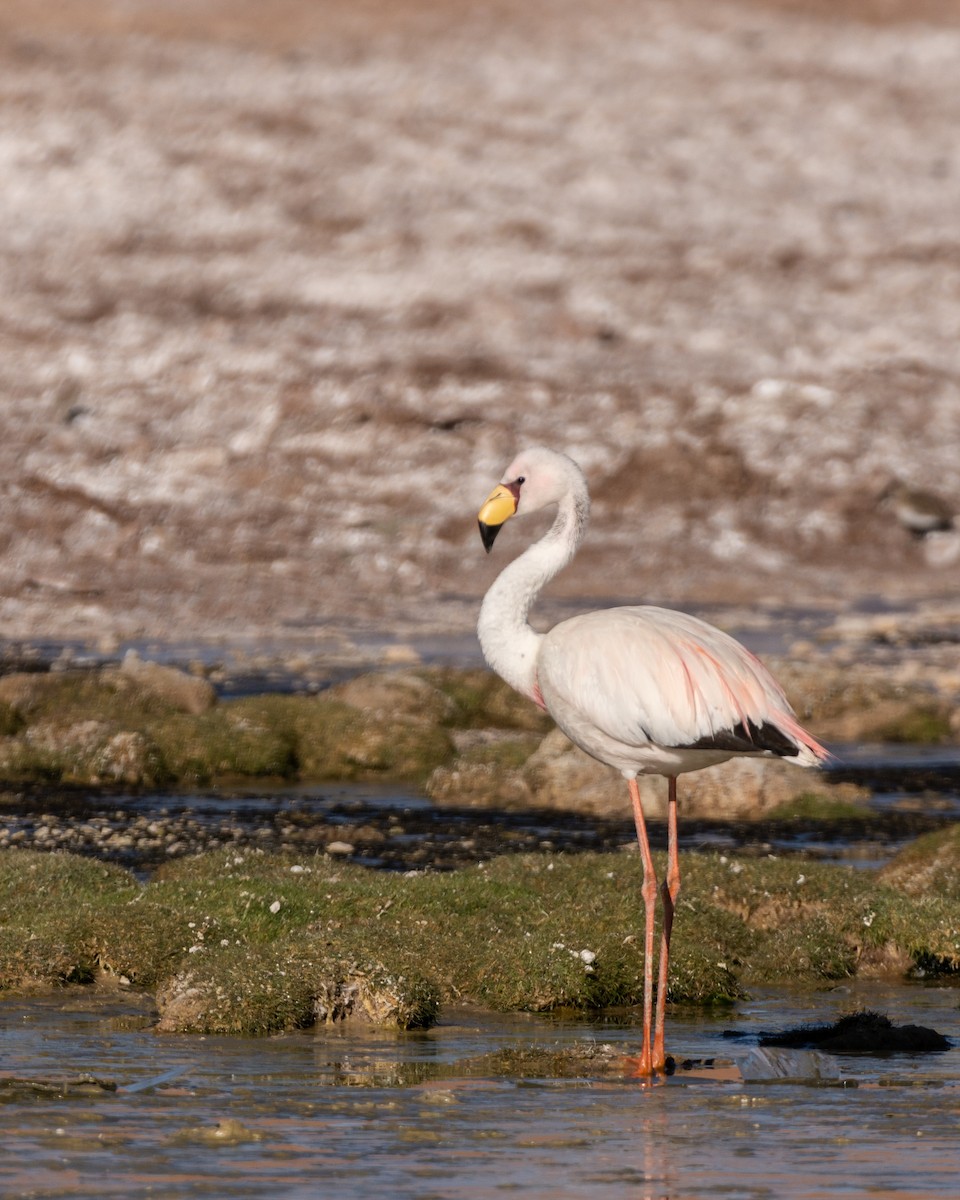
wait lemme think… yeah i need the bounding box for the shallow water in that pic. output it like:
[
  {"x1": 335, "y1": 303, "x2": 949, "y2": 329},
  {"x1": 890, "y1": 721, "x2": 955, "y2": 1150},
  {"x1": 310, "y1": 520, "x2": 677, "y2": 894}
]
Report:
[
  {"x1": 1, "y1": 982, "x2": 957, "y2": 1199},
  {"x1": 4, "y1": 738, "x2": 958, "y2": 877}
]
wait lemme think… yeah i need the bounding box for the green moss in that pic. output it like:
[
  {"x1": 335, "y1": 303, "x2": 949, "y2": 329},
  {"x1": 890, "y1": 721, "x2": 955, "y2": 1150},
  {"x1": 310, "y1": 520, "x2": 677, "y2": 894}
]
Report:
[
  {"x1": 285, "y1": 695, "x2": 454, "y2": 781},
  {"x1": 867, "y1": 705, "x2": 953, "y2": 745},
  {"x1": 2, "y1": 842, "x2": 958, "y2": 1031},
  {"x1": 0, "y1": 677, "x2": 456, "y2": 788},
  {"x1": 450, "y1": 735, "x2": 543, "y2": 771},
  {"x1": 421, "y1": 668, "x2": 552, "y2": 732},
  {"x1": 146, "y1": 694, "x2": 454, "y2": 785},
  {"x1": 150, "y1": 706, "x2": 298, "y2": 785},
  {"x1": 3, "y1": 672, "x2": 180, "y2": 724},
  {"x1": 157, "y1": 941, "x2": 441, "y2": 1037},
  {"x1": 0, "y1": 853, "x2": 141, "y2": 988},
  {"x1": 878, "y1": 823, "x2": 960, "y2": 902},
  {"x1": 765, "y1": 792, "x2": 871, "y2": 822},
  {"x1": 0, "y1": 702, "x2": 25, "y2": 737}
]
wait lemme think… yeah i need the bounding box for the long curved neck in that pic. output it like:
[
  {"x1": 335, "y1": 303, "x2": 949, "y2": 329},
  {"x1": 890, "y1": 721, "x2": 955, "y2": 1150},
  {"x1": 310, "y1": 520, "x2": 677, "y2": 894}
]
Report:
[{"x1": 477, "y1": 487, "x2": 589, "y2": 700}]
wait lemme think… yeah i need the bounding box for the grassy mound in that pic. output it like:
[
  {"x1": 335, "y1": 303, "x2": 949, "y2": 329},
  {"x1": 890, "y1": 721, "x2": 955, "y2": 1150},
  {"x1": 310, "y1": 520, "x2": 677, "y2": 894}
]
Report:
[
  {"x1": 0, "y1": 672, "x2": 461, "y2": 787},
  {"x1": 1, "y1": 844, "x2": 957, "y2": 1035}
]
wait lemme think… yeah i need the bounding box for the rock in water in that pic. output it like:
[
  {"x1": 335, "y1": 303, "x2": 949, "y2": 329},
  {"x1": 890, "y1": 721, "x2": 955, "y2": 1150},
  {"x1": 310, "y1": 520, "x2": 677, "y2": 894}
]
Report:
[{"x1": 758, "y1": 1010, "x2": 950, "y2": 1053}]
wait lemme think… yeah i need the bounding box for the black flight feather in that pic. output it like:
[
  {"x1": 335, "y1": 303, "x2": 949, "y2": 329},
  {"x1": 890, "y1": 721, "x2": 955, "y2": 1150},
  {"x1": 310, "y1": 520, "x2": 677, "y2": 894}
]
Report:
[{"x1": 678, "y1": 719, "x2": 799, "y2": 757}]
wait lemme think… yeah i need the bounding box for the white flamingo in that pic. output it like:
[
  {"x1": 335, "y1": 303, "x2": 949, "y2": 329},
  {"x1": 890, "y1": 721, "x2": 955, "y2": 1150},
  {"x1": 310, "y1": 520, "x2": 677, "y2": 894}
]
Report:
[{"x1": 477, "y1": 446, "x2": 828, "y2": 1075}]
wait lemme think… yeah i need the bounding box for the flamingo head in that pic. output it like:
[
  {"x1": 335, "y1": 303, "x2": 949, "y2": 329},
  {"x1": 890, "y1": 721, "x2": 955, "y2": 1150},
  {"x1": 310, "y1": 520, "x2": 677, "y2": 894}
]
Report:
[{"x1": 477, "y1": 447, "x2": 585, "y2": 552}]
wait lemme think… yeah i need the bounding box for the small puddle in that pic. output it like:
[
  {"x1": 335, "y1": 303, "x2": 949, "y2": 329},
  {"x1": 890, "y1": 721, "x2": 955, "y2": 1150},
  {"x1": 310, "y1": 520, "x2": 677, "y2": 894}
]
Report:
[{"x1": 0, "y1": 982, "x2": 957, "y2": 1198}]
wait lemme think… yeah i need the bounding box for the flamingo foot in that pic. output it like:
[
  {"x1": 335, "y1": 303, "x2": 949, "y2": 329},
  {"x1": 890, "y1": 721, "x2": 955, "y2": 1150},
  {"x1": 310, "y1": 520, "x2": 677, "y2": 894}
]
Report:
[{"x1": 622, "y1": 1053, "x2": 673, "y2": 1079}]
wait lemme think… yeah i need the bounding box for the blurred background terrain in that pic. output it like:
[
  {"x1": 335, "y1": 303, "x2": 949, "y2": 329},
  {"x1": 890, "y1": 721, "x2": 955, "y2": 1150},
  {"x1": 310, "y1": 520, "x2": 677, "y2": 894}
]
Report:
[{"x1": 1, "y1": 0, "x2": 958, "y2": 661}]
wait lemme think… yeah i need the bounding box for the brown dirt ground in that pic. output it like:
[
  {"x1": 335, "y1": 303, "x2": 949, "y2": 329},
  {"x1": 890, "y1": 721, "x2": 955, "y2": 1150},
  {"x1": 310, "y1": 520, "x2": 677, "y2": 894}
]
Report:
[{"x1": 1, "y1": 0, "x2": 959, "y2": 654}]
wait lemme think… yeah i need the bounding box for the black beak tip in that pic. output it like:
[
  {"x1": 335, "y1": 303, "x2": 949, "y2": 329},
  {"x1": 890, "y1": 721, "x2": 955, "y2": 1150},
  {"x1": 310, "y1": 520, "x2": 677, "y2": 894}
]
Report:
[{"x1": 478, "y1": 520, "x2": 501, "y2": 553}]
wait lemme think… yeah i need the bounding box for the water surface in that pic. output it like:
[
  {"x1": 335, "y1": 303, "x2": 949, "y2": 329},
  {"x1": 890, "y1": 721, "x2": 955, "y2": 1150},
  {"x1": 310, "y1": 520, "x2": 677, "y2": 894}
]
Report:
[{"x1": 1, "y1": 982, "x2": 957, "y2": 1199}]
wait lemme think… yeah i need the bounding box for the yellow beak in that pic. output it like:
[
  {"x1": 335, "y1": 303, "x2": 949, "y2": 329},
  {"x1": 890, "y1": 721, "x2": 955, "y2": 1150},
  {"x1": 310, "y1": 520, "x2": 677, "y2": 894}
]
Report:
[{"x1": 478, "y1": 483, "x2": 518, "y2": 552}]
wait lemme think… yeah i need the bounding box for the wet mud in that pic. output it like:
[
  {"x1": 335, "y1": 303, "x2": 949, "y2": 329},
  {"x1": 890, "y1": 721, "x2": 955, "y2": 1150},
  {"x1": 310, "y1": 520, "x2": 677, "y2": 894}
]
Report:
[{"x1": 1, "y1": 768, "x2": 955, "y2": 876}]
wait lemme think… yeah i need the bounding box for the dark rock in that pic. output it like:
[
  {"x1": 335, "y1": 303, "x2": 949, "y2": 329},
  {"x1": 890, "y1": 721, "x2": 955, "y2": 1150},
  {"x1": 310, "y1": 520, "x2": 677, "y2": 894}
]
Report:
[{"x1": 757, "y1": 1009, "x2": 951, "y2": 1053}]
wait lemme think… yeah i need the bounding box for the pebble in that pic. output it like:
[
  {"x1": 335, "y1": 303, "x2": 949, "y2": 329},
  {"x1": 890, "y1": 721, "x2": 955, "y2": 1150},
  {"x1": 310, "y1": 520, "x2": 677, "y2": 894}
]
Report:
[{"x1": 0, "y1": 774, "x2": 947, "y2": 880}]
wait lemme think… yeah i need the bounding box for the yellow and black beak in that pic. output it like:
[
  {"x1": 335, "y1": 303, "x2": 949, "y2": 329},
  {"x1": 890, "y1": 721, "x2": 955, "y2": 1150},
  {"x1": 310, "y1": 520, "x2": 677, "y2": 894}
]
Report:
[{"x1": 478, "y1": 482, "x2": 519, "y2": 553}]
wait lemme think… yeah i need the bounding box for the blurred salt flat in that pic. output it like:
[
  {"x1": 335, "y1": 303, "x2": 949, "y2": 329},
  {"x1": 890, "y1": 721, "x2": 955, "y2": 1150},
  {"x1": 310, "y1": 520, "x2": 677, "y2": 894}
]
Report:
[{"x1": 0, "y1": 0, "x2": 958, "y2": 649}]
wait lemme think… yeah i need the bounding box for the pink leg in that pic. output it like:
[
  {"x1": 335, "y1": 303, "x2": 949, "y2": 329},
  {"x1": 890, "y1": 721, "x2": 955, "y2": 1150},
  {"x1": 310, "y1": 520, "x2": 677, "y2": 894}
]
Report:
[
  {"x1": 652, "y1": 776, "x2": 680, "y2": 1070},
  {"x1": 628, "y1": 777, "x2": 659, "y2": 1076}
]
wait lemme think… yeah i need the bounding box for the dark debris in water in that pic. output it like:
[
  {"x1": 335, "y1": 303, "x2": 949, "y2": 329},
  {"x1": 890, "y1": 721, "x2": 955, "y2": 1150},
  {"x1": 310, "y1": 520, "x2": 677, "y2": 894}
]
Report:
[
  {"x1": 827, "y1": 760, "x2": 960, "y2": 797},
  {"x1": 0, "y1": 1073, "x2": 117, "y2": 1101},
  {"x1": 754, "y1": 1010, "x2": 951, "y2": 1054}
]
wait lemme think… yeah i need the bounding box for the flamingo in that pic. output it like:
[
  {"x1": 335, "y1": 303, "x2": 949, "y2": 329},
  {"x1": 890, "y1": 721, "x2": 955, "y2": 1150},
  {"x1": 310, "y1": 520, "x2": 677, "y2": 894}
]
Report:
[{"x1": 477, "y1": 446, "x2": 828, "y2": 1075}]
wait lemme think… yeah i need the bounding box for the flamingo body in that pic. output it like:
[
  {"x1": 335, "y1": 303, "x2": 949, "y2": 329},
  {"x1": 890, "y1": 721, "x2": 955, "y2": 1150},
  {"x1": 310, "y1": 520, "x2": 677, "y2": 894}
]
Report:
[
  {"x1": 477, "y1": 446, "x2": 828, "y2": 1075},
  {"x1": 538, "y1": 604, "x2": 822, "y2": 779}
]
